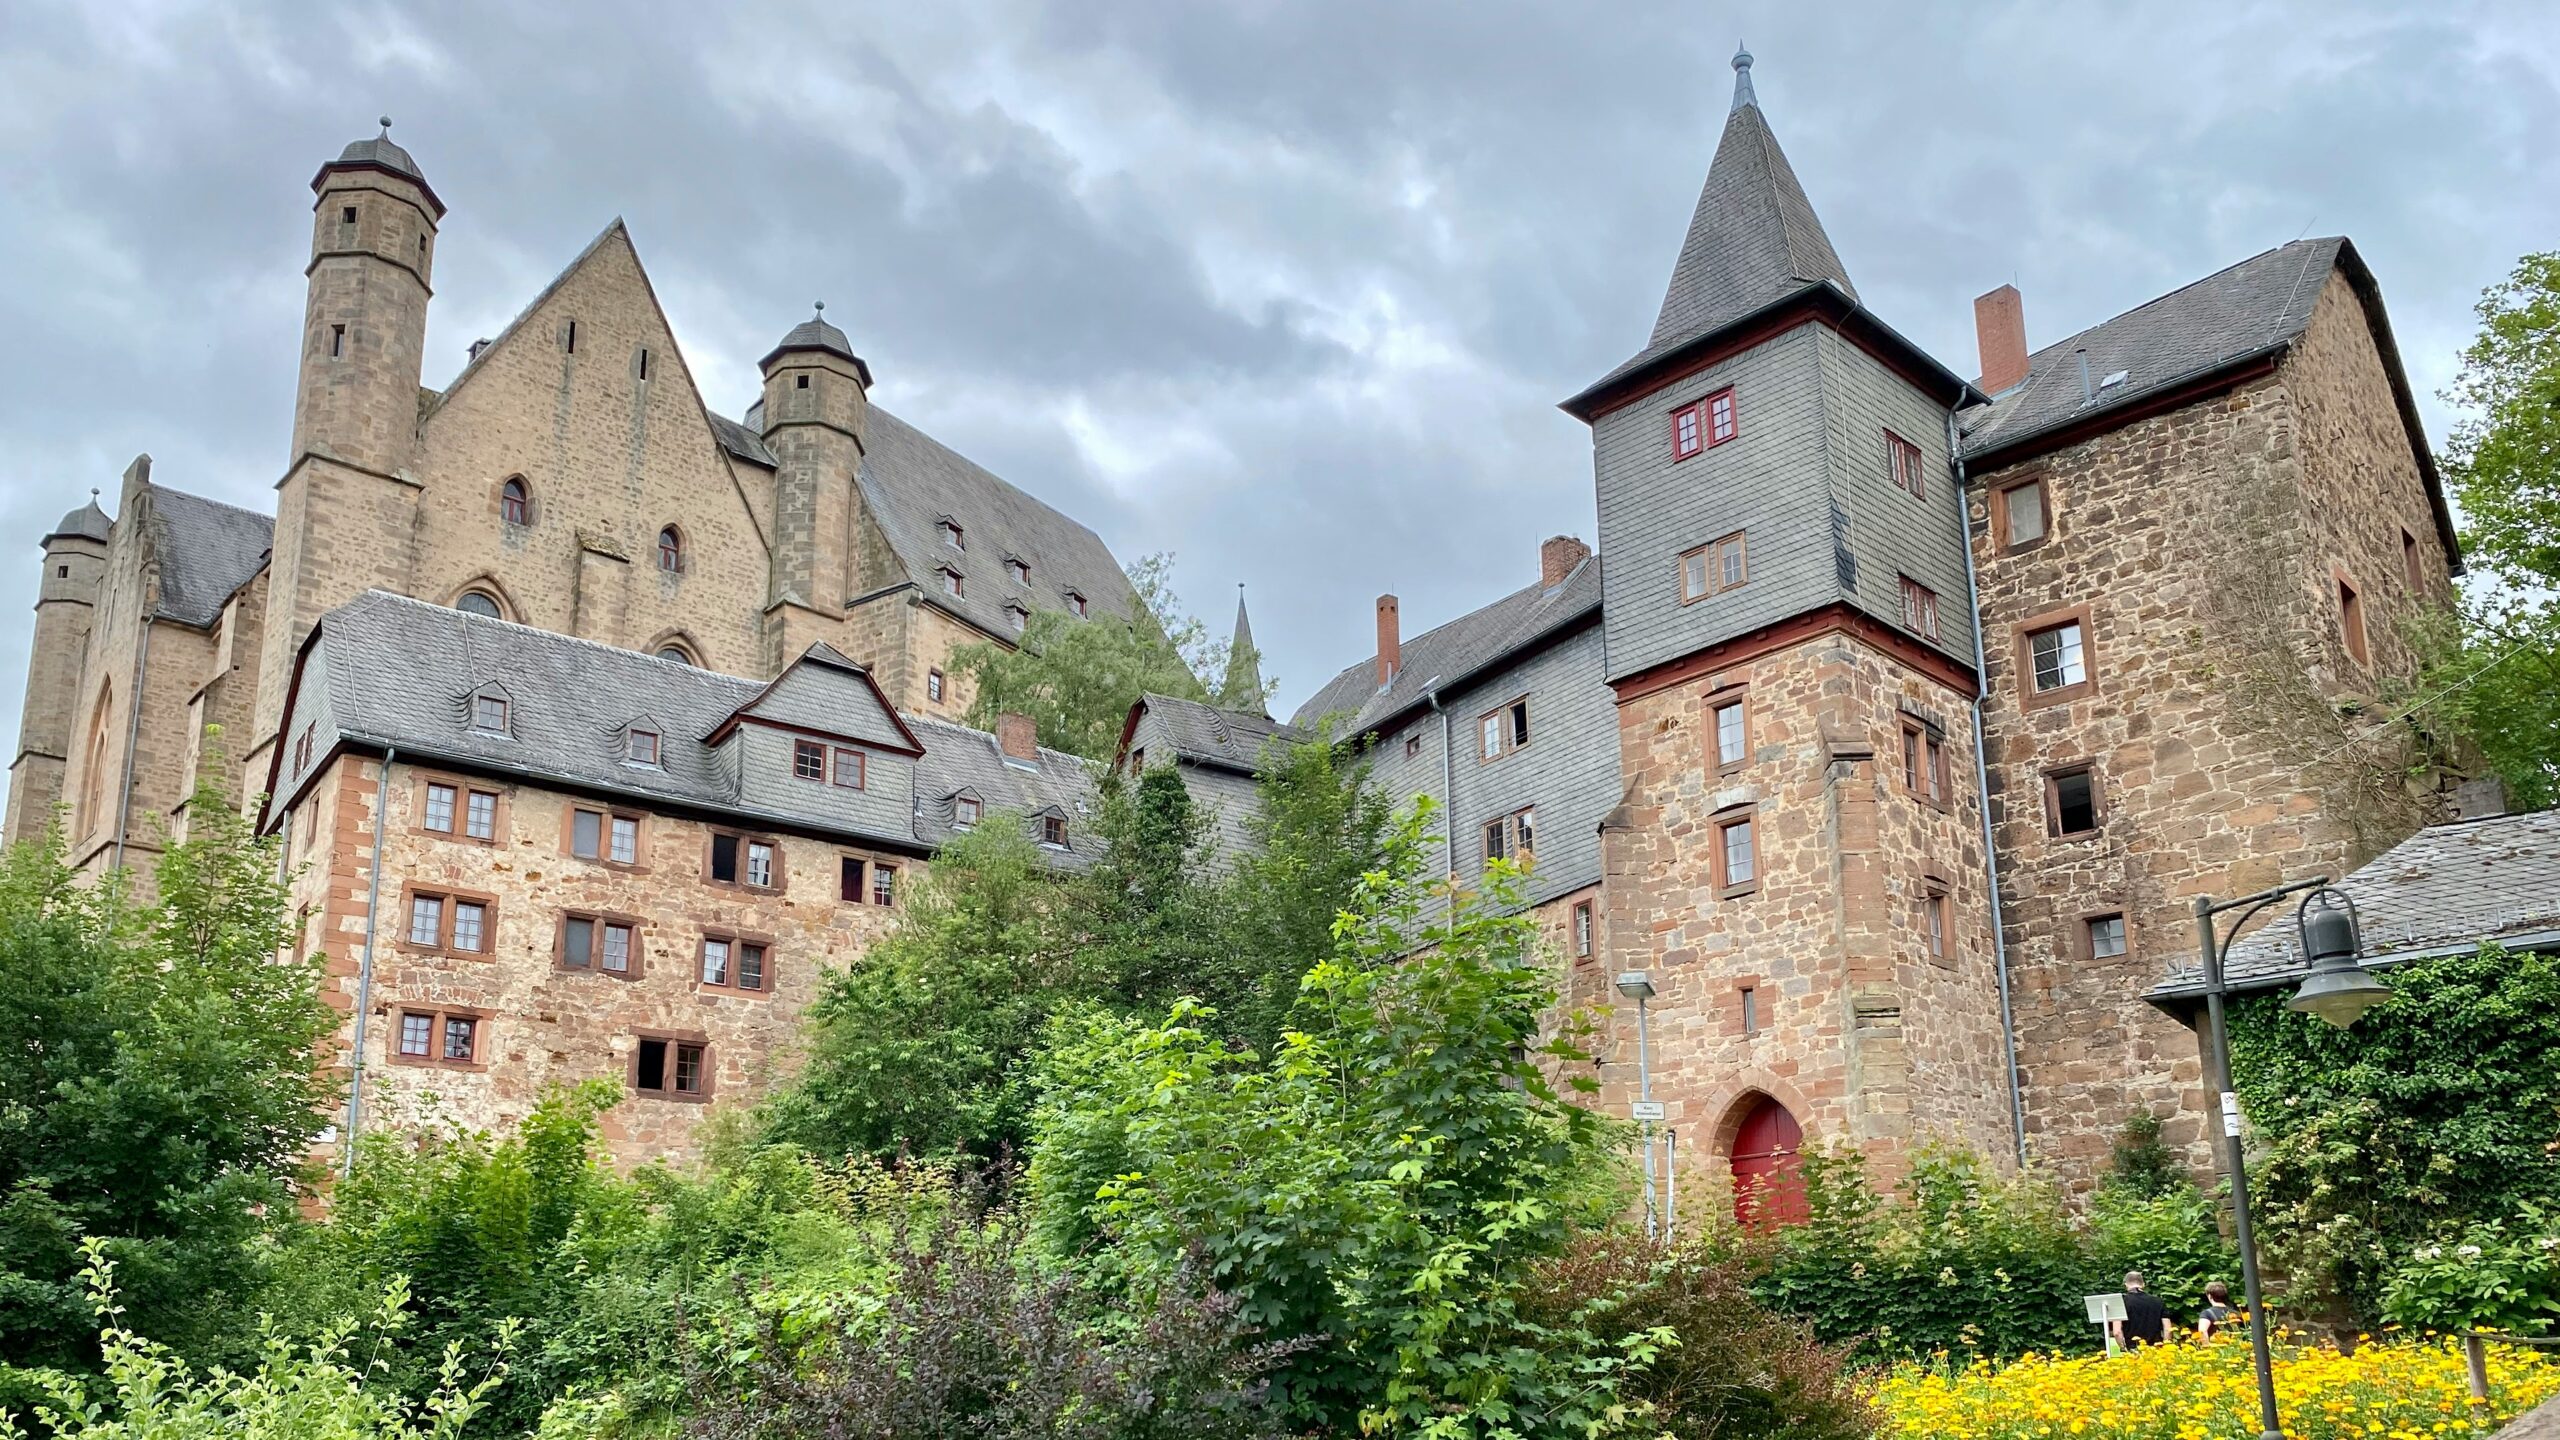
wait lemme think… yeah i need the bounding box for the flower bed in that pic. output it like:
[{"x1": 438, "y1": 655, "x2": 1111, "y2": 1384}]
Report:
[{"x1": 1875, "y1": 1332, "x2": 2560, "y2": 1440}]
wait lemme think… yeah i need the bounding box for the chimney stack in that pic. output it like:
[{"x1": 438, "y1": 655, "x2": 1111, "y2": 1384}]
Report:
[
  {"x1": 1973, "y1": 285, "x2": 2029, "y2": 395},
  {"x1": 996, "y1": 712, "x2": 1038, "y2": 762},
  {"x1": 1540, "y1": 535, "x2": 1591, "y2": 589},
  {"x1": 1375, "y1": 595, "x2": 1401, "y2": 687}
]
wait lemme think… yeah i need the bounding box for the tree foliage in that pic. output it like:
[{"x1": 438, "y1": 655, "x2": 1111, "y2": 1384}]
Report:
[
  {"x1": 0, "y1": 775, "x2": 335, "y2": 1386},
  {"x1": 955, "y1": 553, "x2": 1267, "y2": 763},
  {"x1": 2229, "y1": 942, "x2": 2560, "y2": 1329}
]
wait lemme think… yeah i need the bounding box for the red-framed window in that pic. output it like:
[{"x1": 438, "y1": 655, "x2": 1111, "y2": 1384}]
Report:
[
  {"x1": 1887, "y1": 430, "x2": 1925, "y2": 499},
  {"x1": 793, "y1": 739, "x2": 826, "y2": 781},
  {"x1": 501, "y1": 477, "x2": 531, "y2": 526},
  {"x1": 1899, "y1": 576, "x2": 1940, "y2": 641}
]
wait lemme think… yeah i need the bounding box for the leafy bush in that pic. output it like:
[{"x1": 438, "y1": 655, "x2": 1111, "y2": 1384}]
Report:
[
  {"x1": 2381, "y1": 1201, "x2": 2560, "y2": 1335},
  {"x1": 4, "y1": 1244, "x2": 513, "y2": 1440}
]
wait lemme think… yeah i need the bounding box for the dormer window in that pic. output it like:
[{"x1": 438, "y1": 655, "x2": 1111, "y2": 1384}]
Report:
[
  {"x1": 1005, "y1": 605, "x2": 1028, "y2": 634},
  {"x1": 1007, "y1": 557, "x2": 1031, "y2": 586},
  {"x1": 954, "y1": 795, "x2": 981, "y2": 829},
  {"x1": 470, "y1": 691, "x2": 509, "y2": 734},
  {"x1": 1042, "y1": 814, "x2": 1068, "y2": 848},
  {"x1": 941, "y1": 568, "x2": 964, "y2": 598},
  {"x1": 1066, "y1": 591, "x2": 1088, "y2": 618},
  {"x1": 940, "y1": 519, "x2": 964, "y2": 550},
  {"x1": 626, "y1": 727, "x2": 661, "y2": 766}
]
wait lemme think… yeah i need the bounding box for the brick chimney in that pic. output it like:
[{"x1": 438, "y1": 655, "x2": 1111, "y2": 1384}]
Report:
[
  {"x1": 1541, "y1": 535, "x2": 1591, "y2": 588},
  {"x1": 1974, "y1": 284, "x2": 2030, "y2": 395},
  {"x1": 1375, "y1": 595, "x2": 1400, "y2": 686},
  {"x1": 996, "y1": 712, "x2": 1038, "y2": 762}
]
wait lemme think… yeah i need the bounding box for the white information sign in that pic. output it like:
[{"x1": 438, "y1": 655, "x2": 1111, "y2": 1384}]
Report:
[
  {"x1": 2220, "y1": 1090, "x2": 2243, "y2": 1138},
  {"x1": 1630, "y1": 1100, "x2": 1666, "y2": 1122}
]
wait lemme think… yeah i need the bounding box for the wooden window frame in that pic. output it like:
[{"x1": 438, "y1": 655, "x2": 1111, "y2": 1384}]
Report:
[
  {"x1": 940, "y1": 567, "x2": 964, "y2": 598},
  {"x1": 1886, "y1": 429, "x2": 1926, "y2": 500},
  {"x1": 926, "y1": 668, "x2": 946, "y2": 704},
  {"x1": 840, "y1": 855, "x2": 867, "y2": 903},
  {"x1": 396, "y1": 884, "x2": 499, "y2": 959},
  {"x1": 704, "y1": 829, "x2": 787, "y2": 893},
  {"x1": 870, "y1": 861, "x2": 898, "y2": 907},
  {"x1": 555, "y1": 911, "x2": 644, "y2": 980},
  {"x1": 1007, "y1": 557, "x2": 1031, "y2": 586},
  {"x1": 1922, "y1": 875, "x2": 1954, "y2": 967},
  {"x1": 2042, "y1": 762, "x2": 2103, "y2": 840},
  {"x1": 2080, "y1": 909, "x2": 2133, "y2": 962},
  {"x1": 1705, "y1": 386, "x2": 1737, "y2": 447},
  {"x1": 1898, "y1": 719, "x2": 1949, "y2": 809},
  {"x1": 1712, "y1": 805, "x2": 1758, "y2": 899},
  {"x1": 939, "y1": 519, "x2": 964, "y2": 551},
  {"x1": 1477, "y1": 695, "x2": 1530, "y2": 763},
  {"x1": 695, "y1": 931, "x2": 777, "y2": 997},
  {"x1": 2014, "y1": 603, "x2": 2098, "y2": 711},
  {"x1": 792, "y1": 738, "x2": 827, "y2": 783},
  {"x1": 1898, "y1": 574, "x2": 1941, "y2": 642},
  {"x1": 499, "y1": 477, "x2": 532, "y2": 526},
  {"x1": 1737, "y1": 980, "x2": 1763, "y2": 1038},
  {"x1": 1678, "y1": 531, "x2": 1748, "y2": 605},
  {"x1": 1041, "y1": 814, "x2": 1069, "y2": 849},
  {"x1": 563, "y1": 805, "x2": 646, "y2": 869},
  {"x1": 625, "y1": 727, "x2": 661, "y2": 766},
  {"x1": 2335, "y1": 566, "x2": 2370, "y2": 667},
  {"x1": 1066, "y1": 591, "x2": 1088, "y2": 618},
  {"x1": 1670, "y1": 400, "x2": 1705, "y2": 461},
  {"x1": 470, "y1": 692, "x2": 510, "y2": 735},
  {"x1": 954, "y1": 794, "x2": 982, "y2": 829},
  {"x1": 1991, "y1": 473, "x2": 2052, "y2": 552},
  {"x1": 658, "y1": 527, "x2": 685, "y2": 573},
  {"x1": 1480, "y1": 805, "x2": 1536, "y2": 871},
  {"x1": 1706, "y1": 686, "x2": 1749, "y2": 774},
  {"x1": 1571, "y1": 899, "x2": 1594, "y2": 960},
  {"x1": 629, "y1": 1029, "x2": 713, "y2": 1103},
  {"x1": 832, "y1": 747, "x2": 867, "y2": 791},
  {"x1": 1404, "y1": 733, "x2": 1422, "y2": 759},
  {"x1": 390, "y1": 1004, "x2": 490, "y2": 1072}
]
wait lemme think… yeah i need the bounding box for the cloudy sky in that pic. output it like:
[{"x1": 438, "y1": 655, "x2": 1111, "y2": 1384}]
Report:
[{"x1": 2, "y1": 1, "x2": 2555, "y2": 780}]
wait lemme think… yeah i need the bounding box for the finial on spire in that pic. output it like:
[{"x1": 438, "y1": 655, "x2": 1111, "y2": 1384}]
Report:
[
  {"x1": 813, "y1": 300, "x2": 825, "y2": 316},
  {"x1": 1730, "y1": 44, "x2": 1757, "y2": 113},
  {"x1": 378, "y1": 115, "x2": 393, "y2": 135}
]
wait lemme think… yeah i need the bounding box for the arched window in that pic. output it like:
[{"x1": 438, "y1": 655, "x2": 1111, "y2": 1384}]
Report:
[
  {"x1": 1729, "y1": 1096, "x2": 1808, "y2": 1229},
  {"x1": 658, "y1": 527, "x2": 684, "y2": 573},
  {"x1": 500, "y1": 477, "x2": 530, "y2": 526},
  {"x1": 76, "y1": 686, "x2": 112, "y2": 840},
  {"x1": 457, "y1": 591, "x2": 502, "y2": 619},
  {"x1": 657, "y1": 646, "x2": 693, "y2": 666}
]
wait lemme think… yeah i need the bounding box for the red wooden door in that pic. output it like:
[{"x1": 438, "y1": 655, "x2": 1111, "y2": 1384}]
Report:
[{"x1": 1730, "y1": 1097, "x2": 1808, "y2": 1227}]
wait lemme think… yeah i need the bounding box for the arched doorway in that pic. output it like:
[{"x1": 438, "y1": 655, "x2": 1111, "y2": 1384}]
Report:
[{"x1": 1729, "y1": 1095, "x2": 1808, "y2": 1228}]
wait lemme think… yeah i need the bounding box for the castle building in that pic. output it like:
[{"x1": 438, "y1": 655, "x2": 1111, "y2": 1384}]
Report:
[{"x1": 5, "y1": 57, "x2": 2478, "y2": 1187}]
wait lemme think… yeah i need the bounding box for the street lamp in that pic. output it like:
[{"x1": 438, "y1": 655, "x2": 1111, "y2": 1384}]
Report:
[
  {"x1": 1616, "y1": 970, "x2": 1662, "y2": 1241},
  {"x1": 2191, "y1": 878, "x2": 2386, "y2": 1440}
]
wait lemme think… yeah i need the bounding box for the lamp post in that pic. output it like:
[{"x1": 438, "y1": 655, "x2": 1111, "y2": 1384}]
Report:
[
  {"x1": 1616, "y1": 970, "x2": 1661, "y2": 1241},
  {"x1": 2191, "y1": 879, "x2": 2389, "y2": 1440}
]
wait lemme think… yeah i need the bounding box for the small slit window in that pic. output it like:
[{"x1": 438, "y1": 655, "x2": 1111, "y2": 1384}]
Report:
[
  {"x1": 329, "y1": 324, "x2": 346, "y2": 358},
  {"x1": 635, "y1": 347, "x2": 652, "y2": 381}
]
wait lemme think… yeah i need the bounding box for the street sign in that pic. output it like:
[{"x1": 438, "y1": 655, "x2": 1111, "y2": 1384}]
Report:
[{"x1": 1630, "y1": 1100, "x2": 1666, "y2": 1122}]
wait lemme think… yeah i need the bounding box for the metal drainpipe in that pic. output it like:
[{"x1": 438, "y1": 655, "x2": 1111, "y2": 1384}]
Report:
[
  {"x1": 343, "y1": 745, "x2": 395, "y2": 1175},
  {"x1": 1425, "y1": 685, "x2": 1454, "y2": 877},
  {"x1": 111, "y1": 616, "x2": 153, "y2": 873},
  {"x1": 1948, "y1": 410, "x2": 2029, "y2": 1168}
]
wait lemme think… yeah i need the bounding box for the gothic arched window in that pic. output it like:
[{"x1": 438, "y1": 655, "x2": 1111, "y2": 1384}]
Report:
[
  {"x1": 457, "y1": 591, "x2": 502, "y2": 619},
  {"x1": 658, "y1": 527, "x2": 684, "y2": 573},
  {"x1": 500, "y1": 477, "x2": 530, "y2": 526}
]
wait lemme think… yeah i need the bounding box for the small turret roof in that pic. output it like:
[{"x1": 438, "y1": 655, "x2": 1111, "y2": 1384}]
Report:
[
  {"x1": 760, "y1": 304, "x2": 873, "y2": 384},
  {"x1": 313, "y1": 118, "x2": 443, "y2": 217},
  {"x1": 48, "y1": 497, "x2": 110, "y2": 545}
]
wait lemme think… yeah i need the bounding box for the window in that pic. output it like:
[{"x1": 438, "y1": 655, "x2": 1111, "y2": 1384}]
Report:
[
  {"x1": 1996, "y1": 477, "x2": 2050, "y2": 549},
  {"x1": 709, "y1": 832, "x2": 780, "y2": 889},
  {"x1": 1572, "y1": 900, "x2": 1593, "y2": 959},
  {"x1": 329, "y1": 323, "x2": 346, "y2": 358},
  {"x1": 1479, "y1": 697, "x2": 1529, "y2": 761},
  {"x1": 567, "y1": 809, "x2": 637, "y2": 865},
  {"x1": 398, "y1": 1012, "x2": 431, "y2": 1057},
  {"x1": 611, "y1": 815, "x2": 639, "y2": 863},
  {"x1": 295, "y1": 725, "x2": 314, "y2": 772},
  {"x1": 1923, "y1": 881, "x2": 1952, "y2": 962},
  {"x1": 500, "y1": 478, "x2": 530, "y2": 526},
  {"x1": 1706, "y1": 387, "x2": 1737, "y2": 446},
  {"x1": 1007, "y1": 558, "x2": 1031, "y2": 586},
  {"x1": 632, "y1": 1036, "x2": 708, "y2": 1100},
  {"x1": 465, "y1": 790, "x2": 496, "y2": 840},
  {"x1": 746, "y1": 841, "x2": 774, "y2": 888},
  {"x1": 472, "y1": 693, "x2": 509, "y2": 734},
  {"x1": 657, "y1": 645, "x2": 693, "y2": 666},
  {"x1": 840, "y1": 856, "x2": 866, "y2": 902},
  {"x1": 2338, "y1": 574, "x2": 2369, "y2": 666},
  {"x1": 793, "y1": 739, "x2": 826, "y2": 781},
  {"x1": 341, "y1": 205, "x2": 358, "y2": 225},
  {"x1": 832, "y1": 748, "x2": 865, "y2": 790},
  {"x1": 927, "y1": 669, "x2": 946, "y2": 703},
  {"x1": 795, "y1": 374, "x2": 809, "y2": 390},
  {"x1": 2025, "y1": 617, "x2": 2089, "y2": 697},
  {"x1": 444, "y1": 1015, "x2": 478, "y2": 1063},
  {"x1": 1899, "y1": 721, "x2": 1947, "y2": 806},
  {"x1": 941, "y1": 567, "x2": 964, "y2": 598},
  {"x1": 1042, "y1": 814, "x2": 1068, "y2": 847},
  {"x1": 627, "y1": 728, "x2": 660, "y2": 765},
  {"x1": 1714, "y1": 810, "x2": 1756, "y2": 897},
  {"x1": 1886, "y1": 430, "x2": 1925, "y2": 499},
  {"x1": 1711, "y1": 695, "x2": 1747, "y2": 771},
  {"x1": 658, "y1": 527, "x2": 683, "y2": 573},
  {"x1": 1740, "y1": 986, "x2": 1759, "y2": 1036},
  {"x1": 954, "y1": 796, "x2": 982, "y2": 829},
  {"x1": 2403, "y1": 527, "x2": 2423, "y2": 588},
  {"x1": 1681, "y1": 532, "x2": 1748, "y2": 602},
  {"x1": 1067, "y1": 591, "x2": 1088, "y2": 617},
  {"x1": 940, "y1": 519, "x2": 964, "y2": 550},
  {"x1": 571, "y1": 808, "x2": 603, "y2": 858},
  {"x1": 1005, "y1": 605, "x2": 1028, "y2": 633},
  {"x1": 635, "y1": 347, "x2": 652, "y2": 381},
  {"x1": 1481, "y1": 806, "x2": 1536, "y2": 869},
  {"x1": 1671, "y1": 403, "x2": 1704, "y2": 460},
  {"x1": 1404, "y1": 733, "x2": 1422, "y2": 760},
  {"x1": 560, "y1": 914, "x2": 638, "y2": 977},
  {"x1": 563, "y1": 319, "x2": 577, "y2": 354},
  {"x1": 1899, "y1": 576, "x2": 1940, "y2": 641},
  {"x1": 458, "y1": 590, "x2": 502, "y2": 619},
  {"x1": 394, "y1": 1008, "x2": 480, "y2": 1068},
  {"x1": 2087, "y1": 913, "x2": 2129, "y2": 960},
  {"x1": 403, "y1": 889, "x2": 491, "y2": 956},
  {"x1": 871, "y1": 863, "x2": 897, "y2": 907},
  {"x1": 2045, "y1": 765, "x2": 2100, "y2": 838},
  {"x1": 424, "y1": 783, "x2": 456, "y2": 833},
  {"x1": 699, "y1": 936, "x2": 767, "y2": 993}
]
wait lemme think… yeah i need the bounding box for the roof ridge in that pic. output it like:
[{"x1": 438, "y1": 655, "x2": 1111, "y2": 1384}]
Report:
[
  {"x1": 420, "y1": 218, "x2": 632, "y2": 419},
  {"x1": 2022, "y1": 236, "x2": 2340, "y2": 366},
  {"x1": 149, "y1": 483, "x2": 275, "y2": 526}
]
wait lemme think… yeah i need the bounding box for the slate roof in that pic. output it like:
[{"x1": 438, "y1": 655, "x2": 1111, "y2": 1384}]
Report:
[
  {"x1": 2149, "y1": 808, "x2": 2560, "y2": 1001},
  {"x1": 908, "y1": 714, "x2": 1101, "y2": 870},
  {"x1": 760, "y1": 313, "x2": 872, "y2": 384},
  {"x1": 708, "y1": 412, "x2": 775, "y2": 467},
  {"x1": 1580, "y1": 51, "x2": 1856, "y2": 399},
  {"x1": 147, "y1": 486, "x2": 273, "y2": 627},
  {"x1": 47, "y1": 499, "x2": 110, "y2": 545},
  {"x1": 1960, "y1": 238, "x2": 2342, "y2": 460},
  {"x1": 315, "y1": 127, "x2": 442, "y2": 217},
  {"x1": 276, "y1": 589, "x2": 1096, "y2": 861},
  {"x1": 1291, "y1": 553, "x2": 1603, "y2": 734},
  {"x1": 1129, "y1": 693, "x2": 1312, "y2": 777}
]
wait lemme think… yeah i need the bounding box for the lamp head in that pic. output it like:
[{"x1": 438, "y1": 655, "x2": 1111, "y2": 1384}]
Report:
[
  {"x1": 2286, "y1": 887, "x2": 2387, "y2": 1030},
  {"x1": 1614, "y1": 971, "x2": 1656, "y2": 1002}
]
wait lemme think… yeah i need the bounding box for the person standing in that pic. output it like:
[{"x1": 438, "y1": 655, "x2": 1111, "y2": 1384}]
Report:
[
  {"x1": 2196, "y1": 1281, "x2": 2238, "y2": 1340},
  {"x1": 2112, "y1": 1271, "x2": 2172, "y2": 1350}
]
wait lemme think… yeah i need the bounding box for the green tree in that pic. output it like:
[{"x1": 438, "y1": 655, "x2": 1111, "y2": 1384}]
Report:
[
  {"x1": 2412, "y1": 251, "x2": 2560, "y2": 808},
  {"x1": 0, "y1": 773, "x2": 334, "y2": 1384},
  {"x1": 957, "y1": 553, "x2": 1252, "y2": 762},
  {"x1": 2228, "y1": 942, "x2": 2560, "y2": 1329},
  {"x1": 1027, "y1": 804, "x2": 1657, "y2": 1437}
]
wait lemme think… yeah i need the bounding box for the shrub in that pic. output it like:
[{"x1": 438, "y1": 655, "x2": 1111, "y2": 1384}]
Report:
[{"x1": 2381, "y1": 1200, "x2": 2560, "y2": 1336}]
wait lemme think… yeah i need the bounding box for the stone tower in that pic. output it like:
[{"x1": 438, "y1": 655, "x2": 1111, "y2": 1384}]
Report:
[
  {"x1": 758, "y1": 305, "x2": 873, "y2": 670},
  {"x1": 3, "y1": 494, "x2": 113, "y2": 842},
  {"x1": 1565, "y1": 50, "x2": 2015, "y2": 1185},
  {"x1": 251, "y1": 121, "x2": 442, "y2": 771}
]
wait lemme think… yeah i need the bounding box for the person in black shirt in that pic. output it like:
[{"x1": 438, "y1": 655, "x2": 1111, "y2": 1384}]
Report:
[{"x1": 2112, "y1": 1270, "x2": 2172, "y2": 1349}]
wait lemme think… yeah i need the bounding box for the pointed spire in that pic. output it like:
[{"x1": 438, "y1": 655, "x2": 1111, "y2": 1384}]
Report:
[
  {"x1": 1643, "y1": 48, "x2": 1854, "y2": 354},
  {"x1": 1220, "y1": 584, "x2": 1268, "y2": 714}
]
